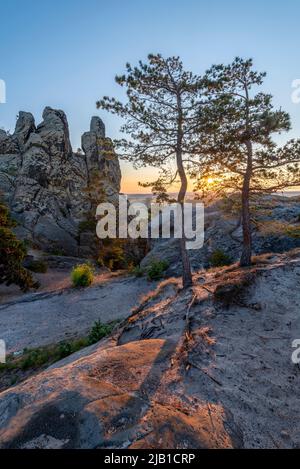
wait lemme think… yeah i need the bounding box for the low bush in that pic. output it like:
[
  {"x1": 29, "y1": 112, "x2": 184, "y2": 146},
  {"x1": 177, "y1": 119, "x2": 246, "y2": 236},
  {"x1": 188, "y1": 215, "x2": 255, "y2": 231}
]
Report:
[
  {"x1": 71, "y1": 263, "x2": 94, "y2": 287},
  {"x1": 213, "y1": 271, "x2": 256, "y2": 307},
  {"x1": 57, "y1": 342, "x2": 73, "y2": 359},
  {"x1": 132, "y1": 265, "x2": 144, "y2": 277},
  {"x1": 98, "y1": 239, "x2": 126, "y2": 270},
  {"x1": 0, "y1": 201, "x2": 38, "y2": 291},
  {"x1": 209, "y1": 249, "x2": 232, "y2": 268},
  {"x1": 26, "y1": 259, "x2": 48, "y2": 273},
  {"x1": 87, "y1": 320, "x2": 115, "y2": 345},
  {"x1": 78, "y1": 219, "x2": 96, "y2": 233},
  {"x1": 20, "y1": 349, "x2": 49, "y2": 370},
  {"x1": 146, "y1": 260, "x2": 169, "y2": 281}
]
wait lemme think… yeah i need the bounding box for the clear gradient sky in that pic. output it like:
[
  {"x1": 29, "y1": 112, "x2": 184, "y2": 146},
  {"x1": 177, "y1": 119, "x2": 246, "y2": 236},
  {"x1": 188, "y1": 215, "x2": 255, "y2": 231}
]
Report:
[{"x1": 1, "y1": 0, "x2": 300, "y2": 192}]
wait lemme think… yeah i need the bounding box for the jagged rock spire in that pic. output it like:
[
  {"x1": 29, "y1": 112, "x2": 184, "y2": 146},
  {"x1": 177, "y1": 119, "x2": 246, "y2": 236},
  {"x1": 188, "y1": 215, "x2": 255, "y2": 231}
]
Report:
[
  {"x1": 90, "y1": 116, "x2": 105, "y2": 137},
  {"x1": 0, "y1": 107, "x2": 121, "y2": 256}
]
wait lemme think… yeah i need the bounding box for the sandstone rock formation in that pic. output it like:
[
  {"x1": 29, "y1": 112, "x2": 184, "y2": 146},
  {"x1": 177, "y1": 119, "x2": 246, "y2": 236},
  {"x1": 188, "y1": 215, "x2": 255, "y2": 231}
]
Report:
[{"x1": 0, "y1": 108, "x2": 121, "y2": 256}]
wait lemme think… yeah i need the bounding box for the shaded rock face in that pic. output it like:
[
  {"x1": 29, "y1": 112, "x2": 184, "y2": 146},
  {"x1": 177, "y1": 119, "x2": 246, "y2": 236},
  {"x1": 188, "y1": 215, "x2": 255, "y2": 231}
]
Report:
[
  {"x1": 0, "y1": 108, "x2": 121, "y2": 256},
  {"x1": 81, "y1": 115, "x2": 121, "y2": 203}
]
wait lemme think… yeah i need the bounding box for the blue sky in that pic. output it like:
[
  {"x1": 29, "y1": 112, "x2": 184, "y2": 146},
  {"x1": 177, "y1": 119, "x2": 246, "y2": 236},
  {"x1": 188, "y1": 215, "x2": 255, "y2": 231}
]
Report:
[{"x1": 1, "y1": 0, "x2": 300, "y2": 192}]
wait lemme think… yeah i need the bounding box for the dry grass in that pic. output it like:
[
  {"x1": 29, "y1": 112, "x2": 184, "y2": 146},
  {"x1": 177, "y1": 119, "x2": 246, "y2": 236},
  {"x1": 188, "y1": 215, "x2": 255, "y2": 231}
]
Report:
[
  {"x1": 131, "y1": 277, "x2": 180, "y2": 315},
  {"x1": 213, "y1": 270, "x2": 256, "y2": 307}
]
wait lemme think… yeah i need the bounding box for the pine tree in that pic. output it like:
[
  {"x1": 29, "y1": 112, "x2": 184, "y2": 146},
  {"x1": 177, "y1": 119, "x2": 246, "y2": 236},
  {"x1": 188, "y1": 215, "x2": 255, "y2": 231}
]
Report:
[
  {"x1": 198, "y1": 58, "x2": 300, "y2": 266},
  {"x1": 97, "y1": 54, "x2": 207, "y2": 287}
]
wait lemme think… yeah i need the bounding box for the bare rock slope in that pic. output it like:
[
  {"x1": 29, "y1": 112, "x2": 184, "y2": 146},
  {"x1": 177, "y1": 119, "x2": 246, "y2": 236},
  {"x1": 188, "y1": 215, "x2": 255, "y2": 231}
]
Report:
[
  {"x1": 0, "y1": 250, "x2": 299, "y2": 448},
  {"x1": 0, "y1": 272, "x2": 156, "y2": 354}
]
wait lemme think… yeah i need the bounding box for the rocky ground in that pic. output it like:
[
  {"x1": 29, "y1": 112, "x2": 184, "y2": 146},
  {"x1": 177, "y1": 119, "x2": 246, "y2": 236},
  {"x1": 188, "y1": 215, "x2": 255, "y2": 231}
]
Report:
[
  {"x1": 0, "y1": 250, "x2": 299, "y2": 449},
  {"x1": 141, "y1": 194, "x2": 300, "y2": 274}
]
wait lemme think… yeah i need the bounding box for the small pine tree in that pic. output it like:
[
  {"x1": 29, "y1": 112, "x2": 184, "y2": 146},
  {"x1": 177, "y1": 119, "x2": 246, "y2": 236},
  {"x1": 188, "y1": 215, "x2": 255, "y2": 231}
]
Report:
[{"x1": 0, "y1": 201, "x2": 36, "y2": 291}]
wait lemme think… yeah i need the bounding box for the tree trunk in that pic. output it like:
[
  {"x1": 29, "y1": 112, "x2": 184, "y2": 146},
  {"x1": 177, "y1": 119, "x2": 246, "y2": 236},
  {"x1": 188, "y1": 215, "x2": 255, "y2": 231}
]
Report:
[
  {"x1": 177, "y1": 194, "x2": 193, "y2": 288},
  {"x1": 176, "y1": 92, "x2": 193, "y2": 288},
  {"x1": 240, "y1": 140, "x2": 253, "y2": 267}
]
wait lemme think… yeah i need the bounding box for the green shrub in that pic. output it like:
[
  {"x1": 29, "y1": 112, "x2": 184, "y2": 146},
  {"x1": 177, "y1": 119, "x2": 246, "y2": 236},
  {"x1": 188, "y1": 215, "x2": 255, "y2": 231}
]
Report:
[
  {"x1": 57, "y1": 342, "x2": 73, "y2": 359},
  {"x1": 78, "y1": 219, "x2": 96, "y2": 233},
  {"x1": 132, "y1": 265, "x2": 144, "y2": 277},
  {"x1": 209, "y1": 249, "x2": 232, "y2": 268},
  {"x1": 0, "y1": 201, "x2": 37, "y2": 291},
  {"x1": 87, "y1": 320, "x2": 115, "y2": 345},
  {"x1": 71, "y1": 263, "x2": 94, "y2": 287},
  {"x1": 26, "y1": 259, "x2": 48, "y2": 273},
  {"x1": 20, "y1": 349, "x2": 49, "y2": 370},
  {"x1": 98, "y1": 239, "x2": 126, "y2": 270},
  {"x1": 146, "y1": 260, "x2": 169, "y2": 281}
]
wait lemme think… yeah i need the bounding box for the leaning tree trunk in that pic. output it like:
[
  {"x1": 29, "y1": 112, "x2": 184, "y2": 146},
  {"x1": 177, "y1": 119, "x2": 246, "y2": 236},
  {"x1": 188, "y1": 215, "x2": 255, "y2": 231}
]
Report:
[
  {"x1": 240, "y1": 141, "x2": 253, "y2": 267},
  {"x1": 179, "y1": 229, "x2": 193, "y2": 287},
  {"x1": 177, "y1": 163, "x2": 193, "y2": 287},
  {"x1": 175, "y1": 91, "x2": 192, "y2": 288},
  {"x1": 178, "y1": 193, "x2": 193, "y2": 288}
]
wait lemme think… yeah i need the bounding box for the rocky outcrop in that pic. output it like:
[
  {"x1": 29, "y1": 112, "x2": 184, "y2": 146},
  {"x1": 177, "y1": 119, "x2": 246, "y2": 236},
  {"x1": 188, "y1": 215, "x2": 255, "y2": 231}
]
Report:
[
  {"x1": 141, "y1": 194, "x2": 300, "y2": 274},
  {"x1": 82, "y1": 116, "x2": 121, "y2": 204},
  {"x1": 0, "y1": 108, "x2": 121, "y2": 256}
]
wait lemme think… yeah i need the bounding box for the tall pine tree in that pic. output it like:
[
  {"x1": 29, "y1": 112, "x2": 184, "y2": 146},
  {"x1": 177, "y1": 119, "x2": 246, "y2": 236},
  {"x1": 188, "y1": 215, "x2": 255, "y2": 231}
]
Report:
[{"x1": 97, "y1": 54, "x2": 208, "y2": 287}]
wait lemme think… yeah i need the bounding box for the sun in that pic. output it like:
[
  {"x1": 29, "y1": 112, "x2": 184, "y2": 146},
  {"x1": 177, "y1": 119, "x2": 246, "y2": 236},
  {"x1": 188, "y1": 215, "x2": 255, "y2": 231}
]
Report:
[{"x1": 207, "y1": 177, "x2": 215, "y2": 185}]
